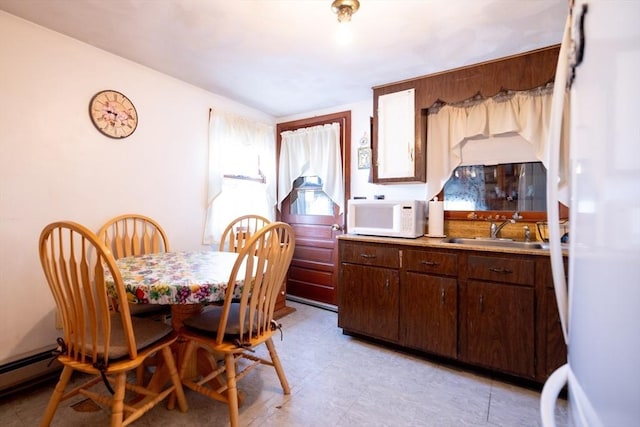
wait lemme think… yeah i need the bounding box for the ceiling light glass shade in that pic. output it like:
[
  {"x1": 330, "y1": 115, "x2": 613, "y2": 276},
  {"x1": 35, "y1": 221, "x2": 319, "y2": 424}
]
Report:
[
  {"x1": 335, "y1": 22, "x2": 354, "y2": 45},
  {"x1": 331, "y1": 0, "x2": 360, "y2": 23}
]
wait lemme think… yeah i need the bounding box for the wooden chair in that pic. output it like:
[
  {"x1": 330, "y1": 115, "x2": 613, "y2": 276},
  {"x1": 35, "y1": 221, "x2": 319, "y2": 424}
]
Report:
[
  {"x1": 219, "y1": 214, "x2": 270, "y2": 253},
  {"x1": 38, "y1": 221, "x2": 188, "y2": 427},
  {"x1": 97, "y1": 214, "x2": 171, "y2": 318},
  {"x1": 178, "y1": 222, "x2": 295, "y2": 427}
]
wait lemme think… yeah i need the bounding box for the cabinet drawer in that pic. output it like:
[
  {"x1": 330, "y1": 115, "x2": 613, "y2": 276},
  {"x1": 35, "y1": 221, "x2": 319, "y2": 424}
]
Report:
[
  {"x1": 467, "y1": 255, "x2": 534, "y2": 286},
  {"x1": 340, "y1": 242, "x2": 399, "y2": 268},
  {"x1": 403, "y1": 250, "x2": 458, "y2": 276}
]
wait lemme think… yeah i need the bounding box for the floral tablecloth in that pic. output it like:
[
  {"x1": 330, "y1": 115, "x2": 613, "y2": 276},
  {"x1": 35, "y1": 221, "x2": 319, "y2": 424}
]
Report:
[{"x1": 105, "y1": 251, "x2": 244, "y2": 305}]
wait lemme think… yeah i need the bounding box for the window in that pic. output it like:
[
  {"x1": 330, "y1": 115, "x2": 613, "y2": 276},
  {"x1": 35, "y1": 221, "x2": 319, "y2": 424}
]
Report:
[
  {"x1": 221, "y1": 142, "x2": 265, "y2": 183},
  {"x1": 289, "y1": 176, "x2": 335, "y2": 216},
  {"x1": 443, "y1": 162, "x2": 547, "y2": 212},
  {"x1": 203, "y1": 110, "x2": 276, "y2": 245}
]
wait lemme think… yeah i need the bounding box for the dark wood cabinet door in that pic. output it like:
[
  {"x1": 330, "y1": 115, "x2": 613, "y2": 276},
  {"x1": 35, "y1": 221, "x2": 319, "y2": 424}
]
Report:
[
  {"x1": 401, "y1": 272, "x2": 457, "y2": 358},
  {"x1": 338, "y1": 263, "x2": 399, "y2": 342},
  {"x1": 463, "y1": 280, "x2": 535, "y2": 378},
  {"x1": 536, "y1": 258, "x2": 568, "y2": 380},
  {"x1": 542, "y1": 289, "x2": 567, "y2": 377}
]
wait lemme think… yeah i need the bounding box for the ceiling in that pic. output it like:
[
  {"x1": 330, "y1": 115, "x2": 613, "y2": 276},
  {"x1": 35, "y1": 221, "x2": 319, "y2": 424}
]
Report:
[{"x1": 0, "y1": 0, "x2": 567, "y2": 118}]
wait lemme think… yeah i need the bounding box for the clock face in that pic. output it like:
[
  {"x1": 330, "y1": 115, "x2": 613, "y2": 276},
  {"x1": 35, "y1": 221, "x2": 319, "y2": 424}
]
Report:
[{"x1": 89, "y1": 90, "x2": 138, "y2": 139}]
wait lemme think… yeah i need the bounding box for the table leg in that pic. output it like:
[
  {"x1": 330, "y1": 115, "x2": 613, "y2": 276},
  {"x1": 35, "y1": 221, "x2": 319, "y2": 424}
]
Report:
[
  {"x1": 147, "y1": 304, "x2": 202, "y2": 392},
  {"x1": 170, "y1": 303, "x2": 203, "y2": 331}
]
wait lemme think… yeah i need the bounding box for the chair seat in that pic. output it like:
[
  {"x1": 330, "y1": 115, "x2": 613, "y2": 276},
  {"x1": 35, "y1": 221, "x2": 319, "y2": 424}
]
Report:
[
  {"x1": 98, "y1": 313, "x2": 174, "y2": 360},
  {"x1": 183, "y1": 303, "x2": 255, "y2": 337}
]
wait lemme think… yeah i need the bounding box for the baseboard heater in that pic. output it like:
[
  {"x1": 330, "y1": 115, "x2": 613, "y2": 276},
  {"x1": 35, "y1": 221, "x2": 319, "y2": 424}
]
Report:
[{"x1": 0, "y1": 347, "x2": 61, "y2": 397}]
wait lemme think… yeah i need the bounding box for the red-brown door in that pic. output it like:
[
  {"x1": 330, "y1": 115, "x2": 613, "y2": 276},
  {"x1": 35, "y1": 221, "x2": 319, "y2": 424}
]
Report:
[{"x1": 277, "y1": 111, "x2": 351, "y2": 307}]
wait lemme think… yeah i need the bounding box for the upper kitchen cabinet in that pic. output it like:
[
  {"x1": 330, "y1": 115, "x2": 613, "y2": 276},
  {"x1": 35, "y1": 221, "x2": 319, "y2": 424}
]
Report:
[
  {"x1": 373, "y1": 88, "x2": 424, "y2": 183},
  {"x1": 371, "y1": 45, "x2": 560, "y2": 185}
]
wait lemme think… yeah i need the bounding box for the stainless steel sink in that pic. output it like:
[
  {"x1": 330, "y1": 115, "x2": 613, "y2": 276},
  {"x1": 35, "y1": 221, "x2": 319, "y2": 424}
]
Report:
[{"x1": 442, "y1": 237, "x2": 549, "y2": 250}]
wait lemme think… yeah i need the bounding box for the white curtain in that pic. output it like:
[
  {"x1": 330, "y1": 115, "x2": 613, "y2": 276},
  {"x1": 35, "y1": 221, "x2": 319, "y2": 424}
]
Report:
[
  {"x1": 278, "y1": 123, "x2": 344, "y2": 214},
  {"x1": 202, "y1": 109, "x2": 276, "y2": 245},
  {"x1": 426, "y1": 85, "x2": 570, "y2": 204}
]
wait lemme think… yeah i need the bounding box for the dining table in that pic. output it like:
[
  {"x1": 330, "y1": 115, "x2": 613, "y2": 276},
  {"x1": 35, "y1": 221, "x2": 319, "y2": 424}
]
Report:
[
  {"x1": 104, "y1": 250, "x2": 248, "y2": 396},
  {"x1": 106, "y1": 250, "x2": 244, "y2": 330}
]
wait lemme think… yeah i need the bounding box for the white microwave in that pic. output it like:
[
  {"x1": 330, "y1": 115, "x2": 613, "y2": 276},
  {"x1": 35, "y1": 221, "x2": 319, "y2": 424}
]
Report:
[{"x1": 347, "y1": 199, "x2": 425, "y2": 238}]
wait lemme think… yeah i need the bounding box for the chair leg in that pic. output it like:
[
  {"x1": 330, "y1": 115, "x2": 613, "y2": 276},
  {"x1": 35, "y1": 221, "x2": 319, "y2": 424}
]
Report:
[
  {"x1": 224, "y1": 354, "x2": 240, "y2": 427},
  {"x1": 162, "y1": 346, "x2": 188, "y2": 412},
  {"x1": 136, "y1": 364, "x2": 145, "y2": 386},
  {"x1": 168, "y1": 340, "x2": 197, "y2": 410},
  {"x1": 265, "y1": 338, "x2": 290, "y2": 394},
  {"x1": 110, "y1": 372, "x2": 127, "y2": 427},
  {"x1": 40, "y1": 366, "x2": 73, "y2": 427}
]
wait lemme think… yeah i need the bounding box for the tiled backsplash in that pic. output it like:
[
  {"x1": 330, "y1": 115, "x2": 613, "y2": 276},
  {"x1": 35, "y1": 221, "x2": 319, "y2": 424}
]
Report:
[{"x1": 444, "y1": 219, "x2": 544, "y2": 241}]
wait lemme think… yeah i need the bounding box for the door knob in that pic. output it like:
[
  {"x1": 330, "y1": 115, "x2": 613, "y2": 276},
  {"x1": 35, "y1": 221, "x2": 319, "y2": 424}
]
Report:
[{"x1": 331, "y1": 224, "x2": 342, "y2": 231}]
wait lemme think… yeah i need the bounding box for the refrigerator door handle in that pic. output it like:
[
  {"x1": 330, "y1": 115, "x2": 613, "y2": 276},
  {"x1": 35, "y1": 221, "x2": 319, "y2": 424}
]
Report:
[
  {"x1": 540, "y1": 363, "x2": 568, "y2": 427},
  {"x1": 545, "y1": 12, "x2": 572, "y2": 343}
]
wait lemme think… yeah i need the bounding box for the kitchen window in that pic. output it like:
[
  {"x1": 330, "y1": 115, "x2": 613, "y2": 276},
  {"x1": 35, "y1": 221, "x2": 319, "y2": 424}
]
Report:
[{"x1": 203, "y1": 110, "x2": 276, "y2": 245}]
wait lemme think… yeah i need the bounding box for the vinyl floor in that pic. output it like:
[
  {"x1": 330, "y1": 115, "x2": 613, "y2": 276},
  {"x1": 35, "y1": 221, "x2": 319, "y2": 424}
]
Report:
[{"x1": 0, "y1": 300, "x2": 568, "y2": 426}]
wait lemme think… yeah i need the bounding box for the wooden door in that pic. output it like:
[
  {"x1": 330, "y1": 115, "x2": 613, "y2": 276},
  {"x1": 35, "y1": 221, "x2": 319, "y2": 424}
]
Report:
[{"x1": 277, "y1": 111, "x2": 351, "y2": 307}]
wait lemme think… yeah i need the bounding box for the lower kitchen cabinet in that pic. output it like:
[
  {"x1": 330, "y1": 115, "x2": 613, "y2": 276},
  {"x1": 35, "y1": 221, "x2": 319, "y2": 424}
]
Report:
[
  {"x1": 461, "y1": 280, "x2": 535, "y2": 378},
  {"x1": 401, "y1": 272, "x2": 457, "y2": 358},
  {"x1": 400, "y1": 248, "x2": 458, "y2": 358},
  {"x1": 339, "y1": 263, "x2": 399, "y2": 342},
  {"x1": 337, "y1": 237, "x2": 566, "y2": 383},
  {"x1": 459, "y1": 253, "x2": 536, "y2": 378},
  {"x1": 338, "y1": 241, "x2": 400, "y2": 342},
  {"x1": 537, "y1": 258, "x2": 568, "y2": 379}
]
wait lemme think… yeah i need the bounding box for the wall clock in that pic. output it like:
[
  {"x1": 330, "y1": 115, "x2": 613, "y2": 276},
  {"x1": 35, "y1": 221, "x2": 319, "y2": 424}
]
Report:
[{"x1": 89, "y1": 90, "x2": 138, "y2": 139}]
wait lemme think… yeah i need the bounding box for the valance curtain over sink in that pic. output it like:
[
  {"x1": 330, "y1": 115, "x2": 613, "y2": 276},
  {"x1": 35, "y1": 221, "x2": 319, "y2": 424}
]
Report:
[
  {"x1": 425, "y1": 84, "x2": 570, "y2": 205},
  {"x1": 278, "y1": 122, "x2": 344, "y2": 214}
]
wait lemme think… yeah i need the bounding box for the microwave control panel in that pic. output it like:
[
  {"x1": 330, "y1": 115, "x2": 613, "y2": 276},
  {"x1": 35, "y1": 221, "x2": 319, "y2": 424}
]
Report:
[{"x1": 401, "y1": 206, "x2": 414, "y2": 231}]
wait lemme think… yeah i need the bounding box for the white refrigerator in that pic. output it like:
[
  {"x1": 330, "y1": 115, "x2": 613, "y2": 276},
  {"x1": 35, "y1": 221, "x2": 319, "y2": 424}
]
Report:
[{"x1": 541, "y1": 1, "x2": 640, "y2": 426}]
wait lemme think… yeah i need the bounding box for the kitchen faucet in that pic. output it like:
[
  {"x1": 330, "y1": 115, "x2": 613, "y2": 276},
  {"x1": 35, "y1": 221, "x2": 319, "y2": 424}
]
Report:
[{"x1": 489, "y1": 212, "x2": 521, "y2": 239}]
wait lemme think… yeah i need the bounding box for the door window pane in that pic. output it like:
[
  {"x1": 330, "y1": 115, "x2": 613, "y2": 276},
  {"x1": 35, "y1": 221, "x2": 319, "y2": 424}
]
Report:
[{"x1": 290, "y1": 176, "x2": 335, "y2": 216}]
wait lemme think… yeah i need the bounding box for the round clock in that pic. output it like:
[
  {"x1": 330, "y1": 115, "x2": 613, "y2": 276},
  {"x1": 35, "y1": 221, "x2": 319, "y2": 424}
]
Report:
[{"x1": 89, "y1": 90, "x2": 138, "y2": 139}]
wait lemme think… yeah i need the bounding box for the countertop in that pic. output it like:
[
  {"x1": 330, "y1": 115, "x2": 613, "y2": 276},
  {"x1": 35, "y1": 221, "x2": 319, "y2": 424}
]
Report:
[{"x1": 338, "y1": 233, "x2": 569, "y2": 256}]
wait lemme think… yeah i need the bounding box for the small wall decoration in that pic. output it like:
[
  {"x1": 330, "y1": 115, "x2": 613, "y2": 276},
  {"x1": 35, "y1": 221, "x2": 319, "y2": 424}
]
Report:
[
  {"x1": 358, "y1": 133, "x2": 371, "y2": 169},
  {"x1": 358, "y1": 146, "x2": 371, "y2": 169},
  {"x1": 89, "y1": 90, "x2": 138, "y2": 139}
]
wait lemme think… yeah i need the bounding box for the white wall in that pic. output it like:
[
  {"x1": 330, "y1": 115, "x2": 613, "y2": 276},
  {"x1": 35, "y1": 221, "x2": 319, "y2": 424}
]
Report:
[
  {"x1": 0, "y1": 10, "x2": 429, "y2": 363},
  {"x1": 278, "y1": 101, "x2": 428, "y2": 202},
  {"x1": 0, "y1": 11, "x2": 273, "y2": 362}
]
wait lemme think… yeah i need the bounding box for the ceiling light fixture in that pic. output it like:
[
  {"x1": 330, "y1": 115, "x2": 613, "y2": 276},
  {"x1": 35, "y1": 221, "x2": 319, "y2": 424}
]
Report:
[
  {"x1": 331, "y1": 0, "x2": 360, "y2": 45},
  {"x1": 331, "y1": 0, "x2": 360, "y2": 23}
]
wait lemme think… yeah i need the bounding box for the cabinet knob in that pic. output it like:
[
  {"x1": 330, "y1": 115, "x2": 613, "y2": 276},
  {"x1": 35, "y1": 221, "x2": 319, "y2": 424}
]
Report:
[{"x1": 331, "y1": 223, "x2": 342, "y2": 231}]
